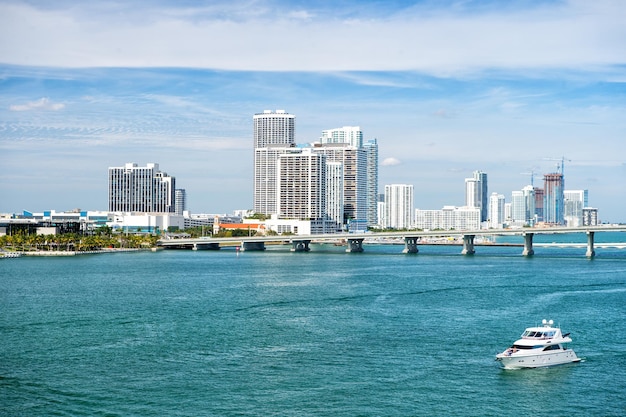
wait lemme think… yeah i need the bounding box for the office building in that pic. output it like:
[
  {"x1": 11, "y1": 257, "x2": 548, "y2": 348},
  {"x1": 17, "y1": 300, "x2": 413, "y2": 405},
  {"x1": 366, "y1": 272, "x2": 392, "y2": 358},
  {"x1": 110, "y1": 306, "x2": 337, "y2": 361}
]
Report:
[
  {"x1": 465, "y1": 171, "x2": 488, "y2": 222},
  {"x1": 384, "y1": 184, "x2": 414, "y2": 229},
  {"x1": 108, "y1": 163, "x2": 175, "y2": 213}
]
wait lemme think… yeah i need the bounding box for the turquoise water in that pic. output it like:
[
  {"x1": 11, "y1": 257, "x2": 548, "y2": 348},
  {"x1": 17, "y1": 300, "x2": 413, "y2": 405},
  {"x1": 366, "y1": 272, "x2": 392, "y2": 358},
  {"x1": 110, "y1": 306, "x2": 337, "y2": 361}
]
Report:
[{"x1": 1, "y1": 239, "x2": 626, "y2": 416}]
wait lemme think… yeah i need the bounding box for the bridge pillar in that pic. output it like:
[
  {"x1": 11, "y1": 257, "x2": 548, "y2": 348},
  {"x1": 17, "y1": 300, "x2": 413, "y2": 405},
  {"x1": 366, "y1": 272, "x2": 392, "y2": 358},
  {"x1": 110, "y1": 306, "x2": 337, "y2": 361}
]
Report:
[
  {"x1": 522, "y1": 233, "x2": 534, "y2": 256},
  {"x1": 290, "y1": 240, "x2": 311, "y2": 252},
  {"x1": 586, "y1": 231, "x2": 595, "y2": 258},
  {"x1": 403, "y1": 237, "x2": 420, "y2": 254},
  {"x1": 241, "y1": 241, "x2": 266, "y2": 251},
  {"x1": 346, "y1": 238, "x2": 364, "y2": 253},
  {"x1": 461, "y1": 235, "x2": 475, "y2": 255}
]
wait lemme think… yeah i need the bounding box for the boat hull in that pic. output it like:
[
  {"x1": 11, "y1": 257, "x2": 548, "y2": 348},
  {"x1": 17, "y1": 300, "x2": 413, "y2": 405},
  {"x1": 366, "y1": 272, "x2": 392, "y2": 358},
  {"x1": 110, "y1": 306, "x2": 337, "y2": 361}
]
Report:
[{"x1": 496, "y1": 350, "x2": 580, "y2": 369}]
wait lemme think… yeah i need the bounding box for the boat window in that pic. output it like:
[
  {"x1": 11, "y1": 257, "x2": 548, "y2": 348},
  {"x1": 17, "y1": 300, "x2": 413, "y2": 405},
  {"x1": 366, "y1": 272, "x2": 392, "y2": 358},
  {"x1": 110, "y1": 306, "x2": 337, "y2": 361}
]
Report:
[
  {"x1": 512, "y1": 344, "x2": 533, "y2": 350},
  {"x1": 543, "y1": 345, "x2": 561, "y2": 351}
]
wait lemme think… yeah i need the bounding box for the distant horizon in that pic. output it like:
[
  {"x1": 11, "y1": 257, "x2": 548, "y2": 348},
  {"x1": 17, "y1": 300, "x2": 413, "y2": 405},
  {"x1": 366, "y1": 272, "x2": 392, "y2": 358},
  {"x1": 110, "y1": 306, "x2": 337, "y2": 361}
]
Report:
[{"x1": 1, "y1": 0, "x2": 625, "y2": 222}]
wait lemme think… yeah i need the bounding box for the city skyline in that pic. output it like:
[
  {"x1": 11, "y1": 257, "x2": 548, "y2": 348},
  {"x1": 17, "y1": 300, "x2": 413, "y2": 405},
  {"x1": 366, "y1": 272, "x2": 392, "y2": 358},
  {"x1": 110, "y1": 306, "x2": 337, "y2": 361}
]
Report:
[{"x1": 1, "y1": 0, "x2": 625, "y2": 222}]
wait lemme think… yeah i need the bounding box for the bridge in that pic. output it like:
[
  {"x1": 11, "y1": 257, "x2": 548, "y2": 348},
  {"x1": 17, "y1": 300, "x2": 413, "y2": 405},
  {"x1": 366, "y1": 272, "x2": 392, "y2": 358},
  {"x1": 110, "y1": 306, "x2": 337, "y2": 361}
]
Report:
[{"x1": 158, "y1": 225, "x2": 626, "y2": 258}]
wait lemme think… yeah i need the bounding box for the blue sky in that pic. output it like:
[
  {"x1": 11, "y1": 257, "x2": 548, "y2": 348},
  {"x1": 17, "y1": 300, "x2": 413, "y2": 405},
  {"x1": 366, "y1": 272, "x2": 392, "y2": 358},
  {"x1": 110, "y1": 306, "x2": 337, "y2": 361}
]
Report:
[{"x1": 1, "y1": 0, "x2": 625, "y2": 222}]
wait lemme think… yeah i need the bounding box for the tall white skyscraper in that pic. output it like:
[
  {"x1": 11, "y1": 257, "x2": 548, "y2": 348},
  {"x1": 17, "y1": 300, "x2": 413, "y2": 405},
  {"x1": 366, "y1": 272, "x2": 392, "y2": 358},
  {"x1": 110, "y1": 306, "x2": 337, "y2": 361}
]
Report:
[
  {"x1": 488, "y1": 192, "x2": 505, "y2": 228},
  {"x1": 465, "y1": 171, "x2": 488, "y2": 222},
  {"x1": 363, "y1": 138, "x2": 379, "y2": 228},
  {"x1": 175, "y1": 189, "x2": 186, "y2": 216},
  {"x1": 325, "y1": 161, "x2": 344, "y2": 231},
  {"x1": 253, "y1": 110, "x2": 296, "y2": 215},
  {"x1": 320, "y1": 126, "x2": 363, "y2": 148},
  {"x1": 510, "y1": 186, "x2": 535, "y2": 226},
  {"x1": 108, "y1": 163, "x2": 175, "y2": 213},
  {"x1": 384, "y1": 184, "x2": 414, "y2": 229},
  {"x1": 564, "y1": 189, "x2": 588, "y2": 227}
]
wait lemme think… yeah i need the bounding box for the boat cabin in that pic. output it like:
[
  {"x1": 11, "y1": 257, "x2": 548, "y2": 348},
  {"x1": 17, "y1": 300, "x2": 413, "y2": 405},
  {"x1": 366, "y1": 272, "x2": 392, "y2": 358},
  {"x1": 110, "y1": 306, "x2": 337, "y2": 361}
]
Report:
[{"x1": 521, "y1": 328, "x2": 558, "y2": 339}]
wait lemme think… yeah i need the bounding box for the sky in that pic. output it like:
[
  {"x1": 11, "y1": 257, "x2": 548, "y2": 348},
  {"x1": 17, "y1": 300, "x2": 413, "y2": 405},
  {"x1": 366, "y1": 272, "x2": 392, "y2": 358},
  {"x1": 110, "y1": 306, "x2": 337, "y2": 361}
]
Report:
[{"x1": 1, "y1": 0, "x2": 625, "y2": 222}]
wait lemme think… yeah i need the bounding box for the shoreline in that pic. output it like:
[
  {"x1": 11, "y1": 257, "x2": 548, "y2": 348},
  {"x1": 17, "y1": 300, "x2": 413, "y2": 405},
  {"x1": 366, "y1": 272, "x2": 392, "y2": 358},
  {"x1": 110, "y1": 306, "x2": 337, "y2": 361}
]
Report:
[{"x1": 1, "y1": 248, "x2": 154, "y2": 257}]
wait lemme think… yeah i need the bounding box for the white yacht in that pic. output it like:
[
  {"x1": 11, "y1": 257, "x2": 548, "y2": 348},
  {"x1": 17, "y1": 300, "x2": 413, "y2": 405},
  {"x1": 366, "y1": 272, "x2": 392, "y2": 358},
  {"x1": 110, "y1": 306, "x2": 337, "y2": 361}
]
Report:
[{"x1": 495, "y1": 319, "x2": 581, "y2": 369}]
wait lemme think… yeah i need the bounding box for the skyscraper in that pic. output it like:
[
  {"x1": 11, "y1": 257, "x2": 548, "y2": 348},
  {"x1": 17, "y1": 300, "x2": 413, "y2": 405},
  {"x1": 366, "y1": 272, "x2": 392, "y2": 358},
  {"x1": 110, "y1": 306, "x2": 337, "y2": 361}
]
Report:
[
  {"x1": 312, "y1": 144, "x2": 368, "y2": 231},
  {"x1": 363, "y1": 138, "x2": 379, "y2": 228},
  {"x1": 253, "y1": 110, "x2": 295, "y2": 215},
  {"x1": 488, "y1": 192, "x2": 505, "y2": 228},
  {"x1": 175, "y1": 189, "x2": 186, "y2": 216},
  {"x1": 543, "y1": 173, "x2": 564, "y2": 224},
  {"x1": 276, "y1": 149, "x2": 326, "y2": 221},
  {"x1": 108, "y1": 163, "x2": 175, "y2": 213},
  {"x1": 384, "y1": 184, "x2": 414, "y2": 229},
  {"x1": 320, "y1": 126, "x2": 363, "y2": 148},
  {"x1": 465, "y1": 171, "x2": 488, "y2": 222},
  {"x1": 564, "y1": 189, "x2": 588, "y2": 227}
]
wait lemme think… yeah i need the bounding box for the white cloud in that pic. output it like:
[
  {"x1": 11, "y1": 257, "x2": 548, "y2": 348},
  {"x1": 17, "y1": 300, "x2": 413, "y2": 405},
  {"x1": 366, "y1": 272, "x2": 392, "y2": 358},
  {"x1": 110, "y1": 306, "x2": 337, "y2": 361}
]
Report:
[
  {"x1": 9, "y1": 97, "x2": 65, "y2": 111},
  {"x1": 0, "y1": 1, "x2": 624, "y2": 76},
  {"x1": 381, "y1": 157, "x2": 401, "y2": 166}
]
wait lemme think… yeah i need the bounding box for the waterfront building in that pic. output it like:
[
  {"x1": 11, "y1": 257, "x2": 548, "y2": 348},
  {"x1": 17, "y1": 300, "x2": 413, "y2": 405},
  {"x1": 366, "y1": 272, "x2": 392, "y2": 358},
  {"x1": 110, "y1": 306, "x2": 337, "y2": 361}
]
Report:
[
  {"x1": 510, "y1": 186, "x2": 536, "y2": 226},
  {"x1": 465, "y1": 171, "x2": 488, "y2": 222},
  {"x1": 175, "y1": 189, "x2": 187, "y2": 216},
  {"x1": 276, "y1": 148, "x2": 326, "y2": 222},
  {"x1": 543, "y1": 173, "x2": 565, "y2": 224},
  {"x1": 414, "y1": 206, "x2": 480, "y2": 230},
  {"x1": 488, "y1": 192, "x2": 506, "y2": 228},
  {"x1": 320, "y1": 126, "x2": 363, "y2": 148},
  {"x1": 583, "y1": 207, "x2": 599, "y2": 226},
  {"x1": 564, "y1": 189, "x2": 588, "y2": 227},
  {"x1": 534, "y1": 187, "x2": 545, "y2": 222},
  {"x1": 363, "y1": 138, "x2": 379, "y2": 228},
  {"x1": 325, "y1": 161, "x2": 344, "y2": 232},
  {"x1": 384, "y1": 184, "x2": 414, "y2": 229},
  {"x1": 312, "y1": 143, "x2": 368, "y2": 231},
  {"x1": 108, "y1": 163, "x2": 175, "y2": 213},
  {"x1": 253, "y1": 110, "x2": 296, "y2": 215}
]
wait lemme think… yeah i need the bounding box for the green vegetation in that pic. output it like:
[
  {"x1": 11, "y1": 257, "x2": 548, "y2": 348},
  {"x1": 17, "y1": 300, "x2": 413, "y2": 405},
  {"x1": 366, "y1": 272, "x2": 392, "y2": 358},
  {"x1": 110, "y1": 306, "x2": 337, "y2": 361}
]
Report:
[{"x1": 0, "y1": 230, "x2": 158, "y2": 252}]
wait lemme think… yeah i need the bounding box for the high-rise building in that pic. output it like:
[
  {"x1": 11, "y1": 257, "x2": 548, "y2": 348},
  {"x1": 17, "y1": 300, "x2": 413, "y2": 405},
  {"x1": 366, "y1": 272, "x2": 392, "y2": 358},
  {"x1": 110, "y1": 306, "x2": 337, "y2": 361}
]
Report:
[
  {"x1": 465, "y1": 171, "x2": 488, "y2": 222},
  {"x1": 108, "y1": 163, "x2": 175, "y2": 213},
  {"x1": 384, "y1": 184, "x2": 414, "y2": 229},
  {"x1": 276, "y1": 149, "x2": 326, "y2": 221},
  {"x1": 510, "y1": 185, "x2": 536, "y2": 226},
  {"x1": 253, "y1": 110, "x2": 296, "y2": 215},
  {"x1": 325, "y1": 161, "x2": 344, "y2": 231},
  {"x1": 564, "y1": 189, "x2": 588, "y2": 227},
  {"x1": 543, "y1": 173, "x2": 564, "y2": 224},
  {"x1": 488, "y1": 192, "x2": 505, "y2": 228},
  {"x1": 253, "y1": 110, "x2": 295, "y2": 148},
  {"x1": 363, "y1": 138, "x2": 379, "y2": 228},
  {"x1": 175, "y1": 189, "x2": 187, "y2": 216},
  {"x1": 312, "y1": 143, "x2": 368, "y2": 231},
  {"x1": 320, "y1": 126, "x2": 363, "y2": 148}
]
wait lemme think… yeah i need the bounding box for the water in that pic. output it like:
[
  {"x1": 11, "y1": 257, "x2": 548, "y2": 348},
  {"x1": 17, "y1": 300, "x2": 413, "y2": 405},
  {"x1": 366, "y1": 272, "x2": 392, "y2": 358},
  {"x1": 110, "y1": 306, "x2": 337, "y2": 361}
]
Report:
[{"x1": 2, "y1": 239, "x2": 626, "y2": 416}]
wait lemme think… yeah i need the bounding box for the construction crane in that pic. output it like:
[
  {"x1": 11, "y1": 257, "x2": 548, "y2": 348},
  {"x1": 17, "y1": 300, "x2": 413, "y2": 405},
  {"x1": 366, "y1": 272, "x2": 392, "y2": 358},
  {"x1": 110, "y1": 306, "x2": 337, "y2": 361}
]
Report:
[
  {"x1": 544, "y1": 157, "x2": 571, "y2": 176},
  {"x1": 520, "y1": 170, "x2": 539, "y2": 187}
]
